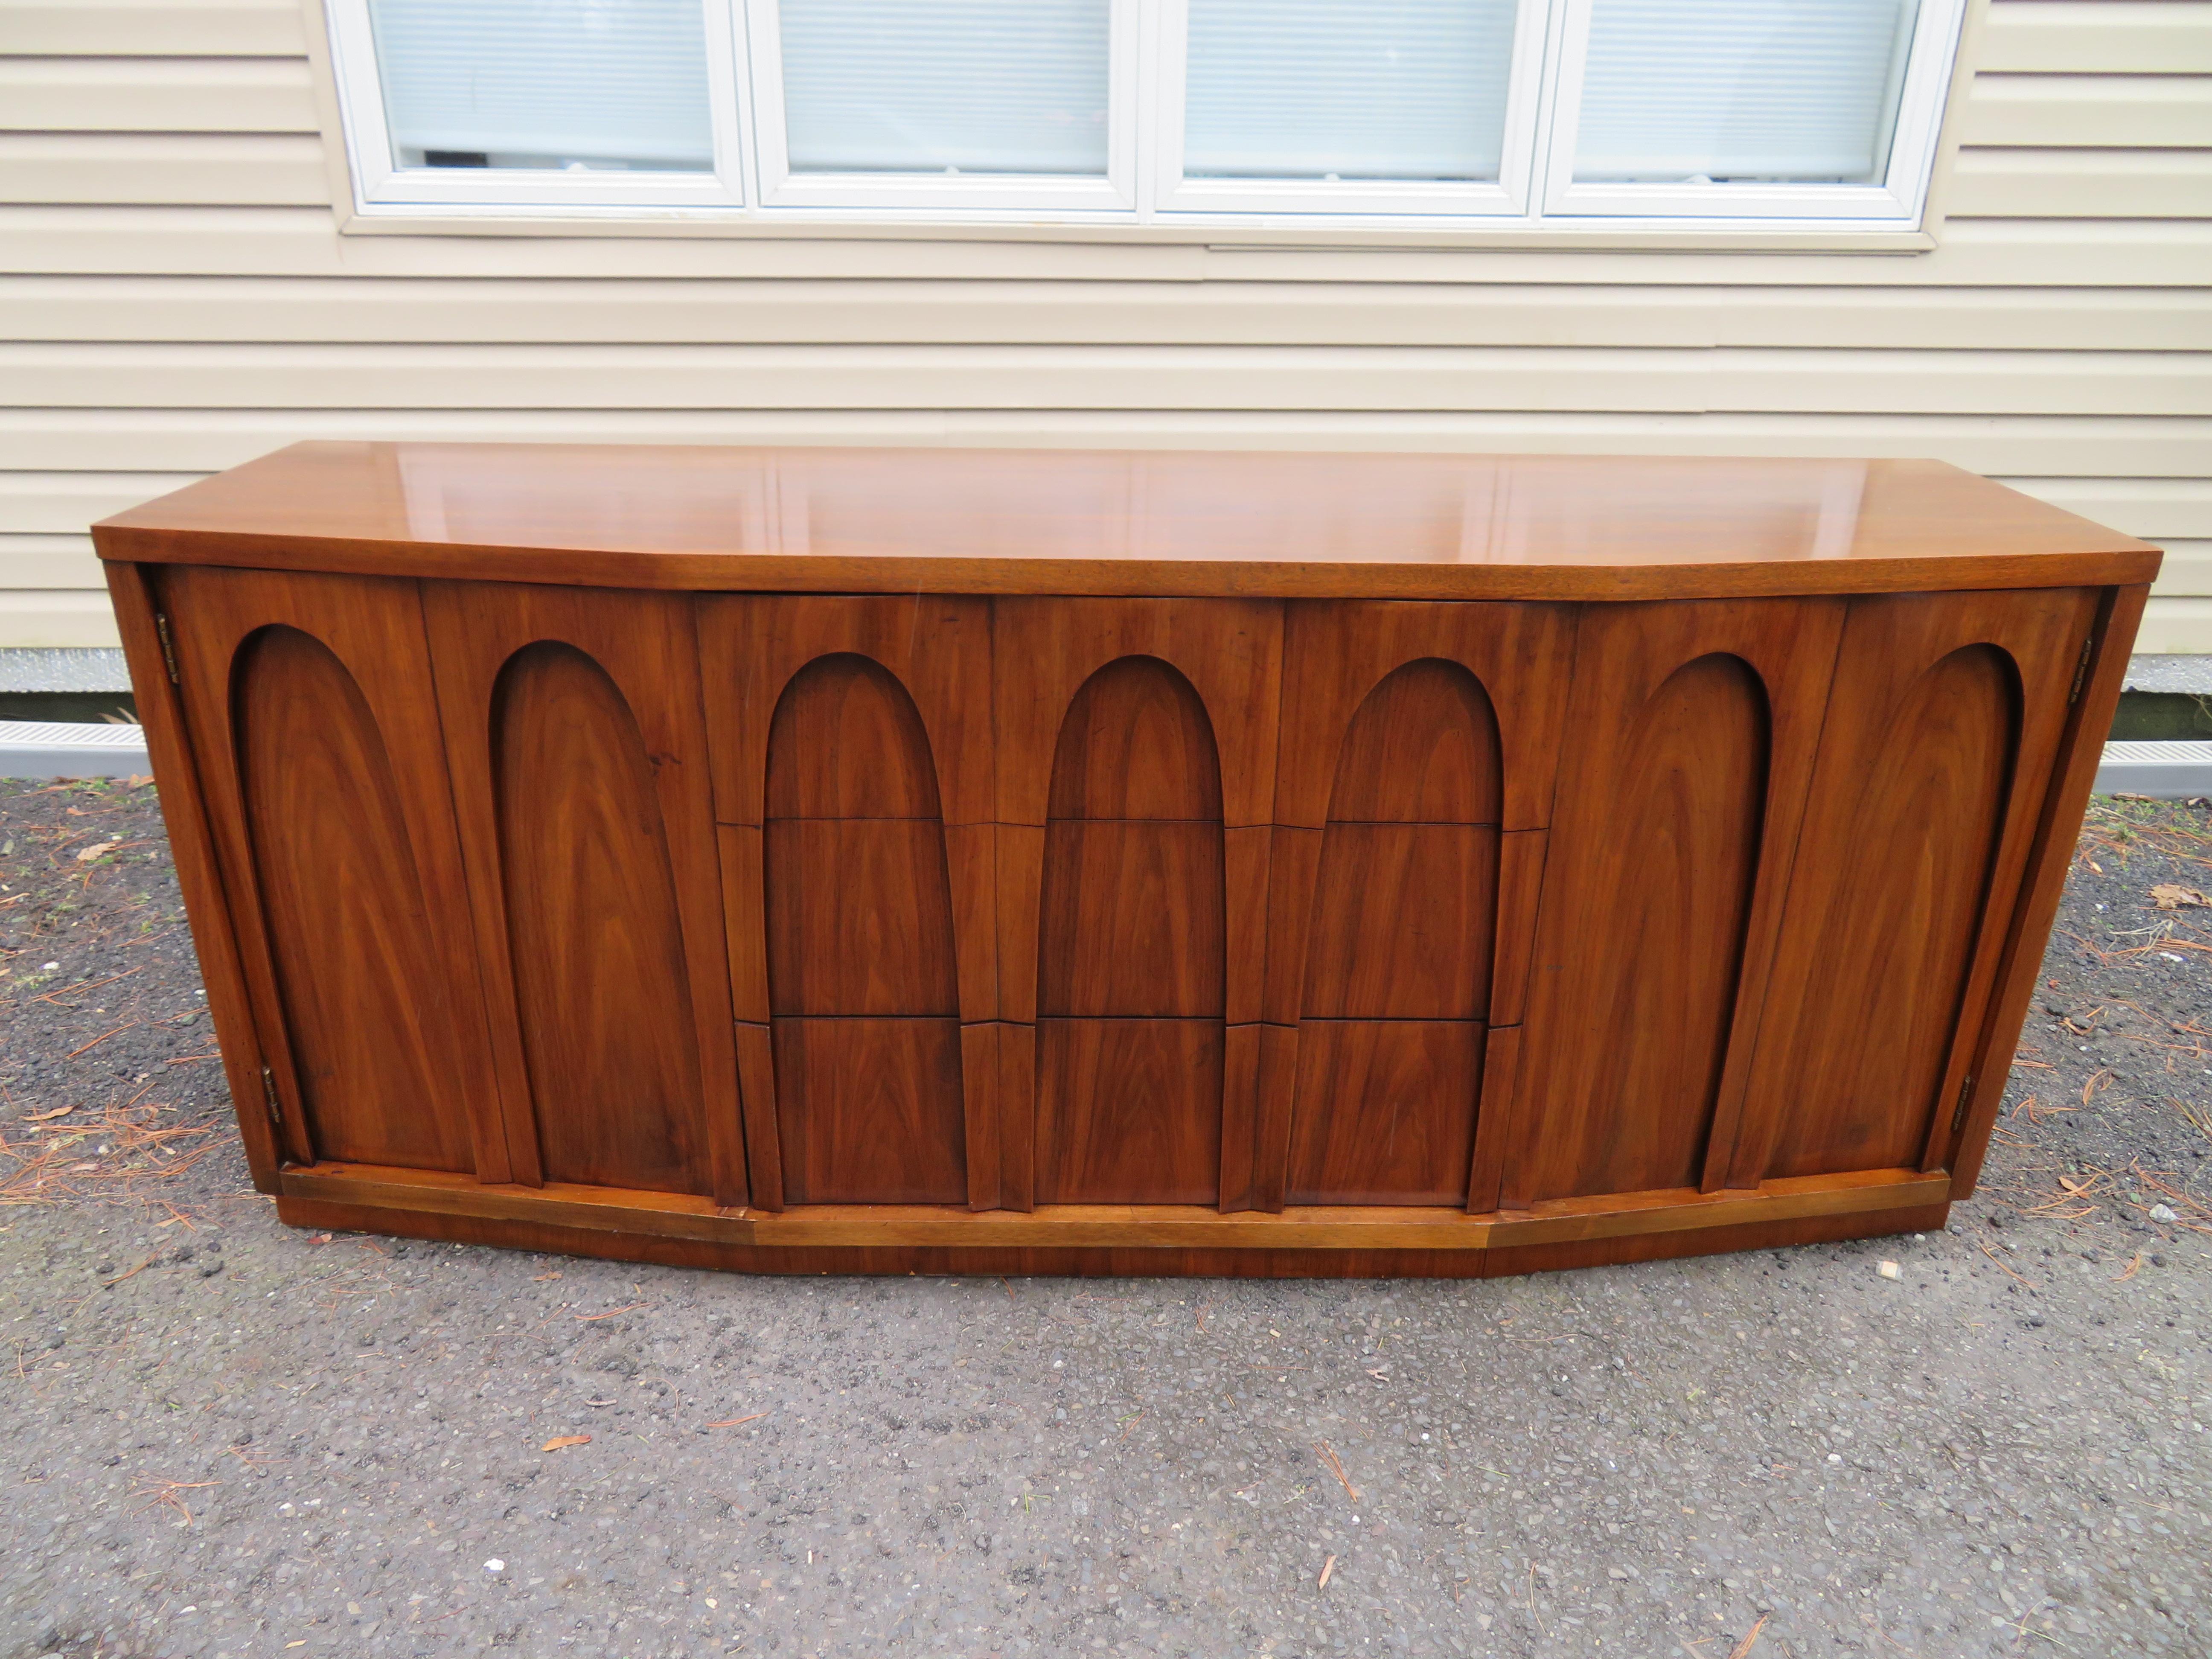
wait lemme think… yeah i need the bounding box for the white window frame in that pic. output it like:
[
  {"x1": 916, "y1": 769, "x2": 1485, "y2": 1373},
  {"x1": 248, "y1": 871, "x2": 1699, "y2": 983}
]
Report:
[
  {"x1": 1148, "y1": 0, "x2": 1552, "y2": 220},
  {"x1": 319, "y1": 0, "x2": 1970, "y2": 234},
  {"x1": 1537, "y1": 0, "x2": 1968, "y2": 224},
  {"x1": 324, "y1": 0, "x2": 751, "y2": 209},
  {"x1": 745, "y1": 0, "x2": 1141, "y2": 218}
]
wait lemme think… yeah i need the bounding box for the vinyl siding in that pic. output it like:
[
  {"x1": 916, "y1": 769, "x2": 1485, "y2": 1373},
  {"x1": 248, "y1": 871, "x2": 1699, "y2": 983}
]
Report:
[{"x1": 0, "y1": 0, "x2": 2205, "y2": 649}]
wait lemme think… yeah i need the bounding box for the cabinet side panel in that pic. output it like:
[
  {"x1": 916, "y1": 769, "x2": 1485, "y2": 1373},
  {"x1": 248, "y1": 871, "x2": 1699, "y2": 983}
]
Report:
[
  {"x1": 104, "y1": 561, "x2": 280, "y2": 1190},
  {"x1": 1949, "y1": 586, "x2": 2148, "y2": 1196}
]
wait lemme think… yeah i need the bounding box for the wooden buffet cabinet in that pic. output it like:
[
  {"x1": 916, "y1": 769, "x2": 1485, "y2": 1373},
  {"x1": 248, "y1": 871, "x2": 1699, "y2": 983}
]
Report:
[{"x1": 94, "y1": 443, "x2": 2158, "y2": 1278}]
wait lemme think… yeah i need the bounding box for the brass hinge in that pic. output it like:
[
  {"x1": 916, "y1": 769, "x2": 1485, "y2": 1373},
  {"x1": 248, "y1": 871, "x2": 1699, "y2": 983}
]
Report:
[
  {"x1": 1950, "y1": 1072, "x2": 1976, "y2": 1135},
  {"x1": 259, "y1": 1064, "x2": 284, "y2": 1135},
  {"x1": 2067, "y1": 635, "x2": 2094, "y2": 705},
  {"x1": 154, "y1": 613, "x2": 180, "y2": 684}
]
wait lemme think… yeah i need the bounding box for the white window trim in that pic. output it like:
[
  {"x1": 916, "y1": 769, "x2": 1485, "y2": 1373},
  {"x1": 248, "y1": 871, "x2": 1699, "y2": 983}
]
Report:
[{"x1": 317, "y1": 0, "x2": 1971, "y2": 237}]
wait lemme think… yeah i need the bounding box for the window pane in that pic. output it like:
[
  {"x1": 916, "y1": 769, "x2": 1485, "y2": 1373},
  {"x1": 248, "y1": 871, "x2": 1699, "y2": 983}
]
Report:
[
  {"x1": 781, "y1": 0, "x2": 1109, "y2": 175},
  {"x1": 1573, "y1": 0, "x2": 1921, "y2": 184},
  {"x1": 1183, "y1": 0, "x2": 1520, "y2": 181},
  {"x1": 367, "y1": 0, "x2": 713, "y2": 171}
]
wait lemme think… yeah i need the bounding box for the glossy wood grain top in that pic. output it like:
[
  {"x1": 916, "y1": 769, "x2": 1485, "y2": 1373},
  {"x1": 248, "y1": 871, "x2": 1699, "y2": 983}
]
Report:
[{"x1": 93, "y1": 441, "x2": 2160, "y2": 600}]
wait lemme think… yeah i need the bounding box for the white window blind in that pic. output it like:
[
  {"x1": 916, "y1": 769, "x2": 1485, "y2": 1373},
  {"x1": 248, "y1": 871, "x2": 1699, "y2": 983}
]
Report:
[
  {"x1": 365, "y1": 0, "x2": 714, "y2": 170},
  {"x1": 779, "y1": 0, "x2": 1111, "y2": 175},
  {"x1": 1182, "y1": 0, "x2": 1521, "y2": 181},
  {"x1": 1571, "y1": 0, "x2": 1920, "y2": 183}
]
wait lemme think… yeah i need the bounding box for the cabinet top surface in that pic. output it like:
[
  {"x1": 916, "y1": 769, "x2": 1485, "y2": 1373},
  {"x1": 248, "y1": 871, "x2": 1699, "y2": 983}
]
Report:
[{"x1": 95, "y1": 441, "x2": 2158, "y2": 600}]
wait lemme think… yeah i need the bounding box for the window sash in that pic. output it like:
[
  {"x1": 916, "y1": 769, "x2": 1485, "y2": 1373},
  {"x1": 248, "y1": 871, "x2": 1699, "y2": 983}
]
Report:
[
  {"x1": 327, "y1": 0, "x2": 751, "y2": 208},
  {"x1": 1149, "y1": 0, "x2": 1551, "y2": 218},
  {"x1": 324, "y1": 0, "x2": 1966, "y2": 229},
  {"x1": 745, "y1": 0, "x2": 1141, "y2": 215},
  {"x1": 1537, "y1": 0, "x2": 1967, "y2": 222}
]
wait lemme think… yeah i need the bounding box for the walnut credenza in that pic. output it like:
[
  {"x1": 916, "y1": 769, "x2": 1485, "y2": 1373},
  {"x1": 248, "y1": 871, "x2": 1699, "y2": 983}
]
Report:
[{"x1": 95, "y1": 444, "x2": 2158, "y2": 1278}]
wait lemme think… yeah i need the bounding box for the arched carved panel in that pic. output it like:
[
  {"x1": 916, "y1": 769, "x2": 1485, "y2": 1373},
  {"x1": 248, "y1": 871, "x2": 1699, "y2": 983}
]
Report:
[
  {"x1": 232, "y1": 625, "x2": 475, "y2": 1172},
  {"x1": 1516, "y1": 654, "x2": 1770, "y2": 1200},
  {"x1": 1322, "y1": 657, "x2": 1503, "y2": 826},
  {"x1": 1761, "y1": 645, "x2": 2019, "y2": 1178},
  {"x1": 1039, "y1": 658, "x2": 1226, "y2": 1019},
  {"x1": 1287, "y1": 660, "x2": 1499, "y2": 1206},
  {"x1": 493, "y1": 642, "x2": 706, "y2": 1193},
  {"x1": 765, "y1": 652, "x2": 943, "y2": 821},
  {"x1": 1304, "y1": 661, "x2": 1501, "y2": 1019},
  {"x1": 1045, "y1": 654, "x2": 1225, "y2": 823},
  {"x1": 1036, "y1": 656, "x2": 1226, "y2": 1203},
  {"x1": 765, "y1": 654, "x2": 966, "y2": 1204}
]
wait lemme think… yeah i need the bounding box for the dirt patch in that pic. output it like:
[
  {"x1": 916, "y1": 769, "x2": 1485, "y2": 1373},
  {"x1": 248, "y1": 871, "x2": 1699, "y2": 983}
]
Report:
[{"x1": 0, "y1": 780, "x2": 2205, "y2": 1659}]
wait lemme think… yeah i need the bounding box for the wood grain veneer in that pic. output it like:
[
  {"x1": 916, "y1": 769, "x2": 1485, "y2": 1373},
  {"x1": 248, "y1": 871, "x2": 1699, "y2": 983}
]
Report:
[
  {"x1": 97, "y1": 444, "x2": 2157, "y2": 600},
  {"x1": 94, "y1": 442, "x2": 2156, "y2": 1278}
]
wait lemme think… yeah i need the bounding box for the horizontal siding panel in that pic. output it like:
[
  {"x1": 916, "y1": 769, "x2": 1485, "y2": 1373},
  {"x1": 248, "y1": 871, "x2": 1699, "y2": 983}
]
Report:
[
  {"x1": 2135, "y1": 598, "x2": 2212, "y2": 652},
  {"x1": 1978, "y1": 3, "x2": 2212, "y2": 75},
  {"x1": 3, "y1": 343, "x2": 2201, "y2": 416},
  {"x1": 6, "y1": 208, "x2": 2210, "y2": 287},
  {"x1": 0, "y1": 540, "x2": 103, "y2": 590},
  {"x1": 1199, "y1": 222, "x2": 2212, "y2": 288},
  {"x1": 4, "y1": 277, "x2": 2208, "y2": 352},
  {"x1": 4, "y1": 410, "x2": 2207, "y2": 479},
  {"x1": 2000, "y1": 477, "x2": 2212, "y2": 539},
  {"x1": 2148, "y1": 538, "x2": 2212, "y2": 597},
  {"x1": 0, "y1": 208, "x2": 1217, "y2": 282},
  {"x1": 0, "y1": 590, "x2": 121, "y2": 648},
  {"x1": 0, "y1": 1, "x2": 306, "y2": 57},
  {"x1": 1947, "y1": 149, "x2": 2212, "y2": 221},
  {"x1": 0, "y1": 135, "x2": 329, "y2": 207},
  {"x1": 0, "y1": 58, "x2": 318, "y2": 135},
  {"x1": 0, "y1": 472, "x2": 195, "y2": 533},
  {"x1": 1958, "y1": 75, "x2": 2212, "y2": 150}
]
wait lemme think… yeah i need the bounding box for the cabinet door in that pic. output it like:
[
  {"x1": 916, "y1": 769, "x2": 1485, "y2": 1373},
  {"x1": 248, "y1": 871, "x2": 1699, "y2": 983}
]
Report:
[
  {"x1": 422, "y1": 582, "x2": 743, "y2": 1205},
  {"x1": 1496, "y1": 598, "x2": 1843, "y2": 1211},
  {"x1": 1259, "y1": 600, "x2": 1574, "y2": 1212},
  {"x1": 160, "y1": 567, "x2": 504, "y2": 1179},
  {"x1": 993, "y1": 598, "x2": 1283, "y2": 1209},
  {"x1": 1728, "y1": 588, "x2": 2101, "y2": 1185},
  {"x1": 698, "y1": 595, "x2": 996, "y2": 1212}
]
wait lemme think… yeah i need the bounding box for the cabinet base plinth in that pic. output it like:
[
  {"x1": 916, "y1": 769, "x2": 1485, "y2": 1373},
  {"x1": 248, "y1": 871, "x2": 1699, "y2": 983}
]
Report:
[{"x1": 273, "y1": 1163, "x2": 1949, "y2": 1279}]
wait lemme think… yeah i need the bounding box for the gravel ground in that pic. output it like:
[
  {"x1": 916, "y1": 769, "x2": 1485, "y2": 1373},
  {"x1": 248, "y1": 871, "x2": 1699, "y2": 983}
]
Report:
[{"x1": 0, "y1": 778, "x2": 2206, "y2": 1659}]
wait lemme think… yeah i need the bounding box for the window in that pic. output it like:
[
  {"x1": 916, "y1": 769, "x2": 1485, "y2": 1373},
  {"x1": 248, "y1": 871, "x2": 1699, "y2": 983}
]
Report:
[{"x1": 324, "y1": 0, "x2": 1966, "y2": 230}]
